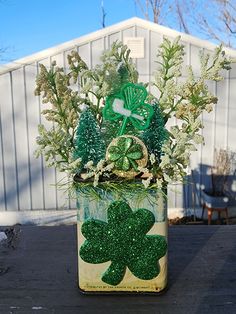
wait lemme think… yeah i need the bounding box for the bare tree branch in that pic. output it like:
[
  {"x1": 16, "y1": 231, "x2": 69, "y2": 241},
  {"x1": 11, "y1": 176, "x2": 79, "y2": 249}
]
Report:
[
  {"x1": 134, "y1": 0, "x2": 236, "y2": 48},
  {"x1": 135, "y1": 0, "x2": 166, "y2": 24},
  {"x1": 101, "y1": 0, "x2": 106, "y2": 28},
  {"x1": 225, "y1": 20, "x2": 236, "y2": 34},
  {"x1": 135, "y1": 0, "x2": 150, "y2": 20},
  {"x1": 175, "y1": 0, "x2": 190, "y2": 34}
]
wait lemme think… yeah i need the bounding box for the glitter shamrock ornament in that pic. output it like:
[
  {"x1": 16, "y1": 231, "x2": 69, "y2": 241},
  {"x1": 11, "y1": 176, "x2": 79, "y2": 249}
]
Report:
[
  {"x1": 79, "y1": 201, "x2": 167, "y2": 286},
  {"x1": 106, "y1": 135, "x2": 148, "y2": 178},
  {"x1": 103, "y1": 83, "x2": 154, "y2": 136}
]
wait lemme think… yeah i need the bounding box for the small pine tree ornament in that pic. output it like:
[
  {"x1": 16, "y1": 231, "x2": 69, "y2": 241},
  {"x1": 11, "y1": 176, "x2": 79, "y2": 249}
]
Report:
[
  {"x1": 116, "y1": 61, "x2": 129, "y2": 85},
  {"x1": 73, "y1": 108, "x2": 105, "y2": 171},
  {"x1": 142, "y1": 104, "x2": 168, "y2": 162}
]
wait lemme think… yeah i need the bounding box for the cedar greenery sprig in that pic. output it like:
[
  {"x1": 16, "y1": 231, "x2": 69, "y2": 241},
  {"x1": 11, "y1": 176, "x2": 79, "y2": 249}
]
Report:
[
  {"x1": 68, "y1": 41, "x2": 138, "y2": 124},
  {"x1": 34, "y1": 42, "x2": 137, "y2": 170},
  {"x1": 152, "y1": 36, "x2": 232, "y2": 183}
]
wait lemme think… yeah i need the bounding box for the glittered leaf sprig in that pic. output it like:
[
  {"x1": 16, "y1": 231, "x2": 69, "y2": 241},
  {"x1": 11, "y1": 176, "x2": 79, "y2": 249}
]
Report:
[
  {"x1": 103, "y1": 83, "x2": 154, "y2": 136},
  {"x1": 79, "y1": 201, "x2": 167, "y2": 286}
]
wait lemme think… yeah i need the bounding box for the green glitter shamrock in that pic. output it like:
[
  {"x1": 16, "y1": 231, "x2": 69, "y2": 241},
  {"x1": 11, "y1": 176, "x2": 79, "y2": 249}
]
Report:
[
  {"x1": 103, "y1": 83, "x2": 154, "y2": 135},
  {"x1": 107, "y1": 136, "x2": 143, "y2": 172},
  {"x1": 79, "y1": 201, "x2": 167, "y2": 286}
]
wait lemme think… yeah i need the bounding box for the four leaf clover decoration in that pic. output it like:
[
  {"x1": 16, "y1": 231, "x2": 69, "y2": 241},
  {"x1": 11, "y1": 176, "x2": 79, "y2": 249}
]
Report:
[
  {"x1": 103, "y1": 83, "x2": 154, "y2": 136},
  {"x1": 107, "y1": 136, "x2": 143, "y2": 172},
  {"x1": 79, "y1": 201, "x2": 167, "y2": 286}
]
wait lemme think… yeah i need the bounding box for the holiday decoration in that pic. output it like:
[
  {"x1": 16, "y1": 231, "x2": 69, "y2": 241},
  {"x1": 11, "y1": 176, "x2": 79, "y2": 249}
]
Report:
[
  {"x1": 142, "y1": 104, "x2": 169, "y2": 162},
  {"x1": 116, "y1": 61, "x2": 130, "y2": 88},
  {"x1": 106, "y1": 135, "x2": 148, "y2": 178},
  {"x1": 73, "y1": 108, "x2": 105, "y2": 171},
  {"x1": 79, "y1": 201, "x2": 167, "y2": 286},
  {"x1": 35, "y1": 38, "x2": 231, "y2": 293},
  {"x1": 103, "y1": 83, "x2": 154, "y2": 136}
]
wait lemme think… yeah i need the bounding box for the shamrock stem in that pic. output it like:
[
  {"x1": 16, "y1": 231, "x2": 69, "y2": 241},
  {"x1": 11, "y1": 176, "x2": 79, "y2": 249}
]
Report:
[
  {"x1": 118, "y1": 117, "x2": 128, "y2": 136},
  {"x1": 102, "y1": 261, "x2": 126, "y2": 286}
]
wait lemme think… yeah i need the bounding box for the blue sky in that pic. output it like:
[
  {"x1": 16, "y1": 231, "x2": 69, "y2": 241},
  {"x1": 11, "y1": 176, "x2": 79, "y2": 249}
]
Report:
[
  {"x1": 0, "y1": 0, "x2": 232, "y2": 65},
  {"x1": 0, "y1": 0, "x2": 141, "y2": 64}
]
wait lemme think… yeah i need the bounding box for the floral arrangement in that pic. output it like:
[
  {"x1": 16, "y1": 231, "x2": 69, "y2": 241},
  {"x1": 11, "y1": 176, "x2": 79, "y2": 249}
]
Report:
[
  {"x1": 35, "y1": 37, "x2": 231, "y2": 290},
  {"x1": 35, "y1": 37, "x2": 231, "y2": 198}
]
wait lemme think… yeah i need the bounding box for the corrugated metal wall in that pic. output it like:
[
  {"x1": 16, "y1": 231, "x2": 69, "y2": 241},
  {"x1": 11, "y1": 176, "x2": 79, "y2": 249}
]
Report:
[{"x1": 1, "y1": 20, "x2": 236, "y2": 212}]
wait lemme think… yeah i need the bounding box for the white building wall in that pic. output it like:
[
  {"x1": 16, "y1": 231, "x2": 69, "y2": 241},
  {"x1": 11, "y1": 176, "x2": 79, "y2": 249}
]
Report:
[{"x1": 0, "y1": 18, "x2": 236, "y2": 222}]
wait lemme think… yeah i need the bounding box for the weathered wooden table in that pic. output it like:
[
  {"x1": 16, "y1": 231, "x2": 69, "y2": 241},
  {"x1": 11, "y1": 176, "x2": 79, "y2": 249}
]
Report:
[{"x1": 0, "y1": 225, "x2": 235, "y2": 314}]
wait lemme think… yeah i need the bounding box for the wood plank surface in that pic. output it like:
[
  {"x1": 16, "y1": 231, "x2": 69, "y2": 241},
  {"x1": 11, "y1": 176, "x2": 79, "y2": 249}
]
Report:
[{"x1": 0, "y1": 225, "x2": 235, "y2": 314}]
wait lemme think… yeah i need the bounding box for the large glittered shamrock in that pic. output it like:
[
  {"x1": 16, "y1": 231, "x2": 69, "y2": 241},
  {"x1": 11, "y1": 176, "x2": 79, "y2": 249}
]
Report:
[
  {"x1": 79, "y1": 201, "x2": 167, "y2": 286},
  {"x1": 103, "y1": 83, "x2": 154, "y2": 136},
  {"x1": 107, "y1": 136, "x2": 143, "y2": 172}
]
